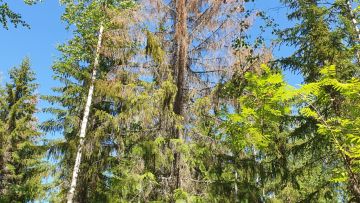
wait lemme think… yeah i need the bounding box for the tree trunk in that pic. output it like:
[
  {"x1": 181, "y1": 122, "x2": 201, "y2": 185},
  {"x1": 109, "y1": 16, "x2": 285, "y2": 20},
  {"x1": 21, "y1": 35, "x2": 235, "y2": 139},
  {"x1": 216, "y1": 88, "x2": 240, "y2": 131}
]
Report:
[
  {"x1": 172, "y1": 0, "x2": 188, "y2": 192},
  {"x1": 67, "y1": 23, "x2": 104, "y2": 203},
  {"x1": 343, "y1": 154, "x2": 360, "y2": 201},
  {"x1": 234, "y1": 170, "x2": 238, "y2": 202},
  {"x1": 346, "y1": 0, "x2": 360, "y2": 62}
]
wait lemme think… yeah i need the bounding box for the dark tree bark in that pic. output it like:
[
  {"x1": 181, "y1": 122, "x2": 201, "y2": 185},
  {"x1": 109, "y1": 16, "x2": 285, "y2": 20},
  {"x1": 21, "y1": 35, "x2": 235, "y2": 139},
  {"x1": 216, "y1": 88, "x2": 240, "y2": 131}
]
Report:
[{"x1": 172, "y1": 0, "x2": 188, "y2": 191}]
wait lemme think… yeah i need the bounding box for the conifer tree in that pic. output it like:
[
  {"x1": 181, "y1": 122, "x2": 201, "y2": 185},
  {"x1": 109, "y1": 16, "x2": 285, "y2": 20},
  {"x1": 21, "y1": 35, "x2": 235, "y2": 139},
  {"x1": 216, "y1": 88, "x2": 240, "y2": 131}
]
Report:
[
  {"x1": 8, "y1": 0, "x2": 358, "y2": 201},
  {"x1": 278, "y1": 0, "x2": 356, "y2": 82},
  {"x1": 299, "y1": 65, "x2": 360, "y2": 201},
  {"x1": 43, "y1": 0, "x2": 138, "y2": 201},
  {"x1": 132, "y1": 0, "x2": 272, "y2": 199},
  {"x1": 0, "y1": 58, "x2": 48, "y2": 202},
  {"x1": 277, "y1": 0, "x2": 360, "y2": 200}
]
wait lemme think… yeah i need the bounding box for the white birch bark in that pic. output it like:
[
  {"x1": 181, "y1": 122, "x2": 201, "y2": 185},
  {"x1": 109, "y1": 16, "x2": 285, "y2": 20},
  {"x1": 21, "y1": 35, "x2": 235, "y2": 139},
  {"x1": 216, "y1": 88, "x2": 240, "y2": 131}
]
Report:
[
  {"x1": 234, "y1": 170, "x2": 238, "y2": 202},
  {"x1": 347, "y1": 0, "x2": 360, "y2": 41},
  {"x1": 67, "y1": 23, "x2": 104, "y2": 203},
  {"x1": 346, "y1": 0, "x2": 360, "y2": 61}
]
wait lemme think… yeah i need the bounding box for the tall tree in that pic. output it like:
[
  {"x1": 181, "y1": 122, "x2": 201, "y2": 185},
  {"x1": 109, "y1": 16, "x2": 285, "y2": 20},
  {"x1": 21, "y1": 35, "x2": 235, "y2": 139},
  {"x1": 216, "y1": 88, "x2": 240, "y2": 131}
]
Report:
[
  {"x1": 0, "y1": 58, "x2": 48, "y2": 202},
  {"x1": 278, "y1": 0, "x2": 360, "y2": 200},
  {"x1": 171, "y1": 0, "x2": 187, "y2": 191},
  {"x1": 43, "y1": 0, "x2": 138, "y2": 201},
  {"x1": 299, "y1": 65, "x2": 360, "y2": 201},
  {"x1": 136, "y1": 0, "x2": 268, "y2": 198},
  {"x1": 66, "y1": 19, "x2": 104, "y2": 203}
]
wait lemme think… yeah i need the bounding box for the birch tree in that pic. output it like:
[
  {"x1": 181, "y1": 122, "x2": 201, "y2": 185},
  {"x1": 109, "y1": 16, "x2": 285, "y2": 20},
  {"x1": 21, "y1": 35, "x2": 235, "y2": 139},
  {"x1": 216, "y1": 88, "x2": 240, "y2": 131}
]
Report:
[
  {"x1": 43, "y1": 1, "x2": 137, "y2": 201},
  {"x1": 344, "y1": 0, "x2": 360, "y2": 62},
  {"x1": 345, "y1": 0, "x2": 360, "y2": 41},
  {"x1": 66, "y1": 22, "x2": 104, "y2": 203}
]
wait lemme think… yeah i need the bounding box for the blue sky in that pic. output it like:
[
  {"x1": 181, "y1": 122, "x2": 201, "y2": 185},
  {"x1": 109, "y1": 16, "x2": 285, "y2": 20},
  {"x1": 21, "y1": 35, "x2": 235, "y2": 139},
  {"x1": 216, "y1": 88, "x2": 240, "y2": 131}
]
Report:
[
  {"x1": 0, "y1": 0, "x2": 71, "y2": 124},
  {"x1": 0, "y1": 0, "x2": 302, "y2": 124}
]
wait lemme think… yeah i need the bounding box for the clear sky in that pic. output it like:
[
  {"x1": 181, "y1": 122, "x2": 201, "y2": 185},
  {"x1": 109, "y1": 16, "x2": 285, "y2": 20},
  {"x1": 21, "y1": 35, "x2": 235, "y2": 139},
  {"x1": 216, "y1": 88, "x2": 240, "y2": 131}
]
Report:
[
  {"x1": 0, "y1": 0, "x2": 71, "y2": 124},
  {"x1": 0, "y1": 0, "x2": 302, "y2": 124}
]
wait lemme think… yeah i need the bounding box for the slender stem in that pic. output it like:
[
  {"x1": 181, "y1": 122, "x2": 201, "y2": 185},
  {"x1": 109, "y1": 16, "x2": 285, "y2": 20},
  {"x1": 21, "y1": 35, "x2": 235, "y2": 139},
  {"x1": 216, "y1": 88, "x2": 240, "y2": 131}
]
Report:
[
  {"x1": 346, "y1": 0, "x2": 360, "y2": 62},
  {"x1": 67, "y1": 23, "x2": 104, "y2": 203}
]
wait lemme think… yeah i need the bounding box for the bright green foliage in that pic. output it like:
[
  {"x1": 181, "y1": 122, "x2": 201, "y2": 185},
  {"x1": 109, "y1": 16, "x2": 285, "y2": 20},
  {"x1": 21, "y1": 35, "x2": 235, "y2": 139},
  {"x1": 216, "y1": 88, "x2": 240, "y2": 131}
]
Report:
[
  {"x1": 0, "y1": 58, "x2": 48, "y2": 202},
  {"x1": 203, "y1": 64, "x2": 343, "y2": 202},
  {"x1": 2, "y1": 0, "x2": 359, "y2": 201},
  {"x1": 298, "y1": 65, "x2": 360, "y2": 201},
  {"x1": 276, "y1": 0, "x2": 360, "y2": 200},
  {"x1": 218, "y1": 65, "x2": 295, "y2": 202},
  {"x1": 225, "y1": 65, "x2": 293, "y2": 150}
]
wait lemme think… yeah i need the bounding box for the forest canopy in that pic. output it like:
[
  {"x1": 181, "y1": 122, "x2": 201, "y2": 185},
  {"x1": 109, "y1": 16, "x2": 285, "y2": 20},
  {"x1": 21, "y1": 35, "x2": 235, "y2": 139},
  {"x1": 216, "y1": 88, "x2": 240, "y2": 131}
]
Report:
[{"x1": 0, "y1": 0, "x2": 360, "y2": 202}]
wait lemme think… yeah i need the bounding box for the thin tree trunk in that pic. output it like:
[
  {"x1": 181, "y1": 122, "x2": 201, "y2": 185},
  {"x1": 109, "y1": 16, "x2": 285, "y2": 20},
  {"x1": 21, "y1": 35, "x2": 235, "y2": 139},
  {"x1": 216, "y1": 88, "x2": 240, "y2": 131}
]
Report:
[
  {"x1": 172, "y1": 0, "x2": 188, "y2": 191},
  {"x1": 346, "y1": 0, "x2": 360, "y2": 62},
  {"x1": 67, "y1": 23, "x2": 104, "y2": 203},
  {"x1": 346, "y1": 0, "x2": 360, "y2": 41},
  {"x1": 342, "y1": 154, "x2": 360, "y2": 201},
  {"x1": 234, "y1": 170, "x2": 238, "y2": 202}
]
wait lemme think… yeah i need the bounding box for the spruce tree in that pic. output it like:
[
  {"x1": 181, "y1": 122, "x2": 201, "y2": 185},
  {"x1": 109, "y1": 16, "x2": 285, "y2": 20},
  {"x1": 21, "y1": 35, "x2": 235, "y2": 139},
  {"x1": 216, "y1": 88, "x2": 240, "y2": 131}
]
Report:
[
  {"x1": 43, "y1": 1, "x2": 138, "y2": 201},
  {"x1": 299, "y1": 65, "x2": 360, "y2": 201},
  {"x1": 6, "y1": 0, "x2": 356, "y2": 201},
  {"x1": 277, "y1": 0, "x2": 360, "y2": 200},
  {"x1": 127, "y1": 0, "x2": 274, "y2": 199},
  {"x1": 278, "y1": 0, "x2": 356, "y2": 82},
  {"x1": 0, "y1": 58, "x2": 48, "y2": 202}
]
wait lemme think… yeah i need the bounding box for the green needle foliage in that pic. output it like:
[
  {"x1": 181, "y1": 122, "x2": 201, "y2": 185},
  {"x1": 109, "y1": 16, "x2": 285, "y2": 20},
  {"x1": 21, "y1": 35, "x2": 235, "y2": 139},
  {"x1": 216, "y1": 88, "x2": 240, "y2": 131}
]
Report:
[
  {"x1": 41, "y1": 0, "x2": 148, "y2": 201},
  {"x1": 1, "y1": 0, "x2": 360, "y2": 202},
  {"x1": 278, "y1": 0, "x2": 357, "y2": 82},
  {"x1": 0, "y1": 58, "x2": 48, "y2": 202}
]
